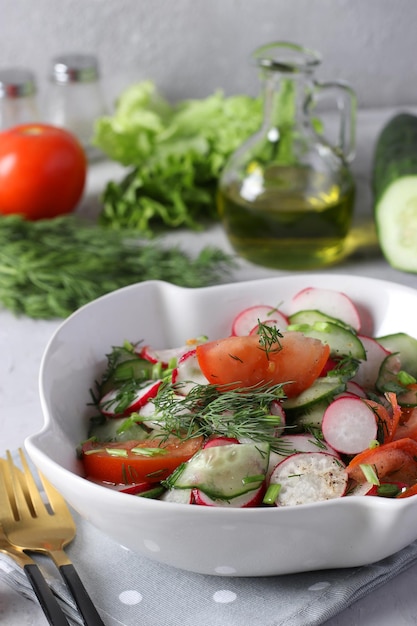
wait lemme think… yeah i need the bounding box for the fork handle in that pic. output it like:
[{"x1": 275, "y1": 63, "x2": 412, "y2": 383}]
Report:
[
  {"x1": 24, "y1": 564, "x2": 71, "y2": 626},
  {"x1": 59, "y1": 564, "x2": 105, "y2": 626}
]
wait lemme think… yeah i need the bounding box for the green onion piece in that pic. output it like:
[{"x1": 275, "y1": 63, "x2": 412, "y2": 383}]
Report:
[
  {"x1": 105, "y1": 448, "x2": 129, "y2": 457},
  {"x1": 242, "y1": 474, "x2": 265, "y2": 485},
  {"x1": 138, "y1": 486, "x2": 166, "y2": 499},
  {"x1": 377, "y1": 483, "x2": 401, "y2": 497},
  {"x1": 83, "y1": 448, "x2": 106, "y2": 456},
  {"x1": 398, "y1": 370, "x2": 417, "y2": 385},
  {"x1": 369, "y1": 440, "x2": 380, "y2": 449},
  {"x1": 130, "y1": 447, "x2": 168, "y2": 457},
  {"x1": 151, "y1": 362, "x2": 163, "y2": 379},
  {"x1": 360, "y1": 463, "x2": 380, "y2": 485},
  {"x1": 262, "y1": 483, "x2": 281, "y2": 505}
]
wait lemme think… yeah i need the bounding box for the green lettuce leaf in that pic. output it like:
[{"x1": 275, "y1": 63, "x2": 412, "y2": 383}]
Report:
[{"x1": 93, "y1": 81, "x2": 261, "y2": 235}]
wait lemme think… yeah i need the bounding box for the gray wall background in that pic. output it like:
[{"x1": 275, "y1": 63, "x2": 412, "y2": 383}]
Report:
[{"x1": 2, "y1": 0, "x2": 417, "y2": 111}]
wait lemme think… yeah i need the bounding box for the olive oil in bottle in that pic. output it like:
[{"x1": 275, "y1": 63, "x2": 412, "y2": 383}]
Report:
[{"x1": 218, "y1": 165, "x2": 356, "y2": 270}]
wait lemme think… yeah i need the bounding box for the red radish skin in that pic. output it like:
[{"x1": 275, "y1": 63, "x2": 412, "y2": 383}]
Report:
[
  {"x1": 231, "y1": 305, "x2": 288, "y2": 336},
  {"x1": 288, "y1": 287, "x2": 361, "y2": 331},
  {"x1": 99, "y1": 380, "x2": 162, "y2": 417},
  {"x1": 321, "y1": 396, "x2": 378, "y2": 455}
]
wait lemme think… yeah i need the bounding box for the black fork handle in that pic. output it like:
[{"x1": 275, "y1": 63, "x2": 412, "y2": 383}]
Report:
[
  {"x1": 24, "y1": 563, "x2": 70, "y2": 626},
  {"x1": 59, "y1": 563, "x2": 105, "y2": 626}
]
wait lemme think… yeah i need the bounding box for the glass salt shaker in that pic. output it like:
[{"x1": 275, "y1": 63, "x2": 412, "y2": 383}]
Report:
[
  {"x1": 0, "y1": 68, "x2": 40, "y2": 130},
  {"x1": 45, "y1": 53, "x2": 107, "y2": 161}
]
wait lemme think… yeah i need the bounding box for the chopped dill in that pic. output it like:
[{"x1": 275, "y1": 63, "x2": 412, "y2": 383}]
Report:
[{"x1": 151, "y1": 380, "x2": 293, "y2": 454}]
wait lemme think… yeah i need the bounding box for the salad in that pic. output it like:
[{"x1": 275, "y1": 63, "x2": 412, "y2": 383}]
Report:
[{"x1": 79, "y1": 286, "x2": 417, "y2": 507}]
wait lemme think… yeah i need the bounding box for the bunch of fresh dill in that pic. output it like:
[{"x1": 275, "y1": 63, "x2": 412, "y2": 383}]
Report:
[{"x1": 0, "y1": 215, "x2": 235, "y2": 319}]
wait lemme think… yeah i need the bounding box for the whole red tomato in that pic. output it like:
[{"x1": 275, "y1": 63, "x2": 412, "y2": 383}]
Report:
[{"x1": 0, "y1": 123, "x2": 87, "y2": 219}]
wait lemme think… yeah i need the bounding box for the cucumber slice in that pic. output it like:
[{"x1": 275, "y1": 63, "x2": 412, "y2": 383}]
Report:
[
  {"x1": 292, "y1": 400, "x2": 330, "y2": 429},
  {"x1": 376, "y1": 352, "x2": 417, "y2": 407},
  {"x1": 101, "y1": 358, "x2": 157, "y2": 394},
  {"x1": 167, "y1": 442, "x2": 269, "y2": 499},
  {"x1": 287, "y1": 321, "x2": 366, "y2": 360},
  {"x1": 88, "y1": 415, "x2": 149, "y2": 442},
  {"x1": 282, "y1": 377, "x2": 346, "y2": 411},
  {"x1": 377, "y1": 332, "x2": 417, "y2": 378},
  {"x1": 373, "y1": 113, "x2": 417, "y2": 272},
  {"x1": 288, "y1": 309, "x2": 355, "y2": 333}
]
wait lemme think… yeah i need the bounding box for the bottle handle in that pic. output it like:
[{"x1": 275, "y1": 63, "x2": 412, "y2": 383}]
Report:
[{"x1": 307, "y1": 80, "x2": 357, "y2": 162}]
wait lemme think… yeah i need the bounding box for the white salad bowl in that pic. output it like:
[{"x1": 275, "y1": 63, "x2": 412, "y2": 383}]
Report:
[{"x1": 26, "y1": 274, "x2": 417, "y2": 577}]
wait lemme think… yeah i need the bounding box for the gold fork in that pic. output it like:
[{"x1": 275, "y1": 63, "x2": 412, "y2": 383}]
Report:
[
  {"x1": 0, "y1": 449, "x2": 105, "y2": 626},
  {"x1": 0, "y1": 459, "x2": 70, "y2": 625}
]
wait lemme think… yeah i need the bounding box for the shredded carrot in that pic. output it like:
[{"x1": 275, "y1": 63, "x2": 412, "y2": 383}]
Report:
[
  {"x1": 363, "y1": 394, "x2": 400, "y2": 444},
  {"x1": 347, "y1": 437, "x2": 417, "y2": 485}
]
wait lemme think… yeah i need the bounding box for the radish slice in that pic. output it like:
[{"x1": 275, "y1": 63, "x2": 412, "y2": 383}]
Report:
[
  {"x1": 193, "y1": 484, "x2": 265, "y2": 507},
  {"x1": 321, "y1": 396, "x2": 378, "y2": 455},
  {"x1": 99, "y1": 380, "x2": 162, "y2": 417},
  {"x1": 270, "y1": 399, "x2": 286, "y2": 434},
  {"x1": 346, "y1": 380, "x2": 367, "y2": 398},
  {"x1": 171, "y1": 349, "x2": 209, "y2": 395},
  {"x1": 231, "y1": 305, "x2": 288, "y2": 336},
  {"x1": 249, "y1": 317, "x2": 289, "y2": 336},
  {"x1": 268, "y1": 433, "x2": 340, "y2": 476},
  {"x1": 138, "y1": 341, "x2": 206, "y2": 366},
  {"x1": 160, "y1": 489, "x2": 194, "y2": 504},
  {"x1": 269, "y1": 452, "x2": 348, "y2": 506},
  {"x1": 352, "y1": 335, "x2": 390, "y2": 390},
  {"x1": 137, "y1": 345, "x2": 187, "y2": 365},
  {"x1": 346, "y1": 482, "x2": 374, "y2": 496},
  {"x1": 287, "y1": 287, "x2": 361, "y2": 332}
]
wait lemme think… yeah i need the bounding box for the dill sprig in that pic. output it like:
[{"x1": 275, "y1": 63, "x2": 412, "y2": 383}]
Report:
[
  {"x1": 325, "y1": 355, "x2": 360, "y2": 381},
  {"x1": 151, "y1": 381, "x2": 291, "y2": 453},
  {"x1": 0, "y1": 214, "x2": 235, "y2": 319},
  {"x1": 256, "y1": 319, "x2": 283, "y2": 359}
]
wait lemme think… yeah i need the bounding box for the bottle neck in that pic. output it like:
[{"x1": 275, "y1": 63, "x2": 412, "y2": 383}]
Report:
[
  {"x1": 260, "y1": 71, "x2": 312, "y2": 164},
  {"x1": 261, "y1": 71, "x2": 311, "y2": 131}
]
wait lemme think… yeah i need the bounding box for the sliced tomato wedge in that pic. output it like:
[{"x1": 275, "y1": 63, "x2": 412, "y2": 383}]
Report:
[
  {"x1": 81, "y1": 436, "x2": 203, "y2": 485},
  {"x1": 195, "y1": 331, "x2": 329, "y2": 397}
]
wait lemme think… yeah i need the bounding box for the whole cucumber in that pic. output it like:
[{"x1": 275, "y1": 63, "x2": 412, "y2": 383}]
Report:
[{"x1": 373, "y1": 112, "x2": 417, "y2": 272}]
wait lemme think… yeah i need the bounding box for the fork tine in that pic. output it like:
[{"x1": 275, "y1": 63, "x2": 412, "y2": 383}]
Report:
[
  {"x1": 13, "y1": 448, "x2": 46, "y2": 517},
  {"x1": 0, "y1": 457, "x2": 19, "y2": 520},
  {"x1": 4, "y1": 449, "x2": 34, "y2": 521}
]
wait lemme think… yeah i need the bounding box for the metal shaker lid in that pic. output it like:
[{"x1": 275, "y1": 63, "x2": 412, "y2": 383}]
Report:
[
  {"x1": 0, "y1": 68, "x2": 37, "y2": 98},
  {"x1": 50, "y1": 54, "x2": 100, "y2": 84}
]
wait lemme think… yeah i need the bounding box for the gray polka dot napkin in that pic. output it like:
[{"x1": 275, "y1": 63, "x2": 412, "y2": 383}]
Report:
[{"x1": 1, "y1": 503, "x2": 417, "y2": 626}]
